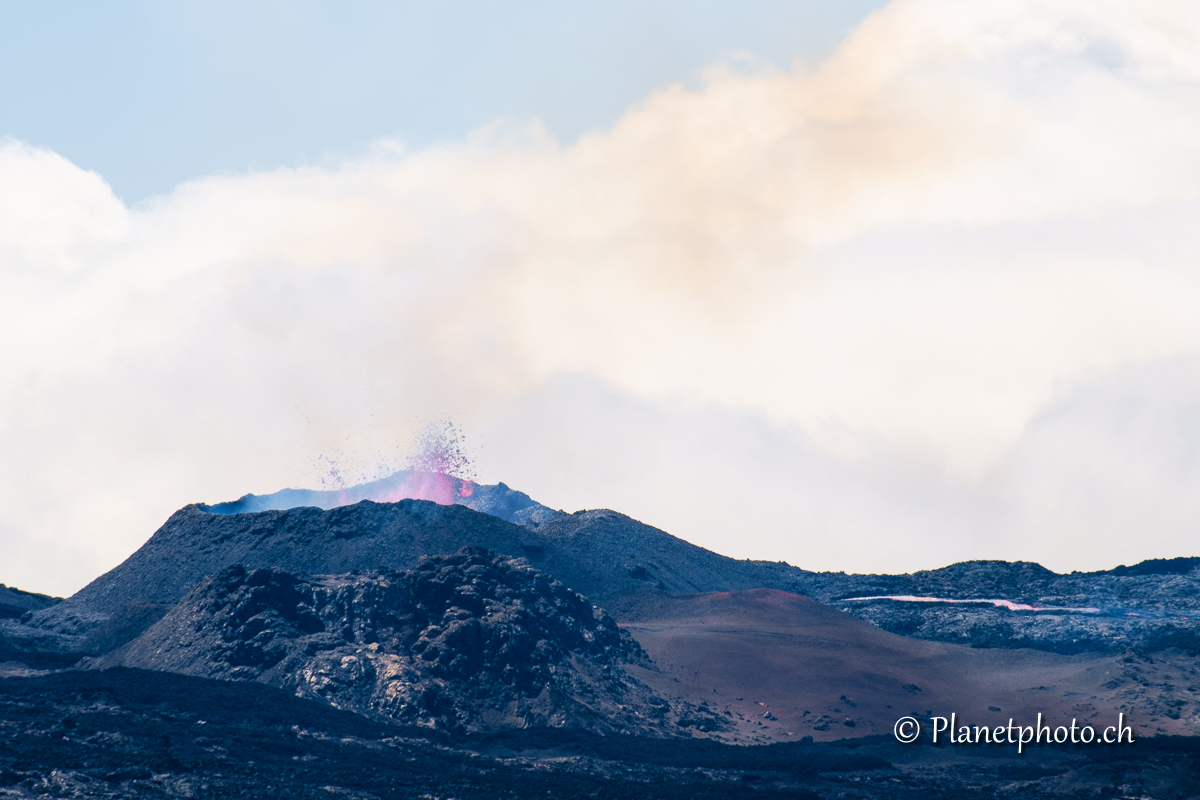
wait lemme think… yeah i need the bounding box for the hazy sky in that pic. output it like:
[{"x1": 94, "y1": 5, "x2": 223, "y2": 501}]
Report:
[
  {"x1": 3, "y1": 0, "x2": 1200, "y2": 596},
  {"x1": 0, "y1": 0, "x2": 885, "y2": 202}
]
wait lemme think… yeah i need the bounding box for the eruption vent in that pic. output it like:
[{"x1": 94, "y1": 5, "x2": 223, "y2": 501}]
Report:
[
  {"x1": 406, "y1": 420, "x2": 476, "y2": 483},
  {"x1": 202, "y1": 420, "x2": 550, "y2": 518}
]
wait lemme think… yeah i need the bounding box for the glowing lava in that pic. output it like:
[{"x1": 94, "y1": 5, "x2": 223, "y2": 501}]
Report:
[
  {"x1": 358, "y1": 420, "x2": 478, "y2": 506},
  {"x1": 209, "y1": 420, "x2": 485, "y2": 515}
]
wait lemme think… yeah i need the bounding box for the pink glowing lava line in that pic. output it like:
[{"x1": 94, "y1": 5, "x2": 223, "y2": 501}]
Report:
[{"x1": 843, "y1": 595, "x2": 1102, "y2": 613}]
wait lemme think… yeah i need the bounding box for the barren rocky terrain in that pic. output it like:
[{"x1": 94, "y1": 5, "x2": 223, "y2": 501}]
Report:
[
  {"x1": 3, "y1": 668, "x2": 1199, "y2": 799},
  {"x1": 90, "y1": 548, "x2": 726, "y2": 736},
  {"x1": 621, "y1": 588, "x2": 1200, "y2": 742},
  {"x1": 3, "y1": 475, "x2": 1200, "y2": 797}
]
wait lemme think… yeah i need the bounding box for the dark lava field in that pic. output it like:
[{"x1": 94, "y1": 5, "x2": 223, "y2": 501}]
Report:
[{"x1": 4, "y1": 669, "x2": 1200, "y2": 799}]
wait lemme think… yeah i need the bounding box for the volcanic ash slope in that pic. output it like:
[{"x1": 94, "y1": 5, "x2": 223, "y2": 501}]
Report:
[{"x1": 91, "y1": 547, "x2": 727, "y2": 736}]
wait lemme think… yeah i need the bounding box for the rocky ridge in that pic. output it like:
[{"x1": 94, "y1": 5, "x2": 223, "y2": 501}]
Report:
[
  {"x1": 812, "y1": 559, "x2": 1200, "y2": 655},
  {"x1": 91, "y1": 548, "x2": 725, "y2": 736},
  {"x1": 14, "y1": 490, "x2": 1200, "y2": 659},
  {"x1": 0, "y1": 586, "x2": 73, "y2": 671},
  {"x1": 0, "y1": 585, "x2": 57, "y2": 620}
]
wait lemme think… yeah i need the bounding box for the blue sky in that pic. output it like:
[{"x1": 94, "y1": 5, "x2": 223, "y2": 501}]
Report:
[
  {"x1": 0, "y1": 0, "x2": 885, "y2": 201},
  {"x1": 3, "y1": 1, "x2": 1200, "y2": 595}
]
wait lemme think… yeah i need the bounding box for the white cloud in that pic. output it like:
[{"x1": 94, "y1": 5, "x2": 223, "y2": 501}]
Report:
[
  {"x1": 0, "y1": 139, "x2": 129, "y2": 272},
  {"x1": 2, "y1": 0, "x2": 1200, "y2": 594},
  {"x1": 997, "y1": 355, "x2": 1200, "y2": 568}
]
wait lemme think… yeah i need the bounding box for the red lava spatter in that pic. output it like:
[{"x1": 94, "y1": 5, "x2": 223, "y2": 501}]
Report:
[{"x1": 316, "y1": 419, "x2": 478, "y2": 507}]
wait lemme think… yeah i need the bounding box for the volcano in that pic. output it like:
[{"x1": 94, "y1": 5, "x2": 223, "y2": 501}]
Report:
[{"x1": 4, "y1": 474, "x2": 1200, "y2": 797}]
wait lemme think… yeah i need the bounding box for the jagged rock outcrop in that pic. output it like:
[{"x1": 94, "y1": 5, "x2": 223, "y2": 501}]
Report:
[{"x1": 92, "y1": 548, "x2": 724, "y2": 736}]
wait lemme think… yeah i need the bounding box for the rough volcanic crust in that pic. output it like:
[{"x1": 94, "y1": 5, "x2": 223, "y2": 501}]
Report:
[{"x1": 92, "y1": 548, "x2": 729, "y2": 736}]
